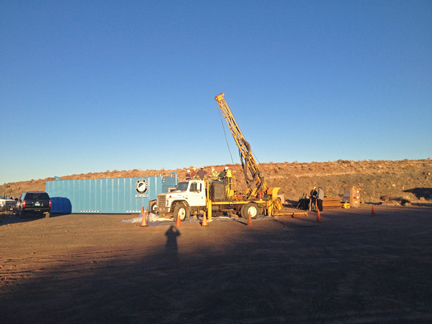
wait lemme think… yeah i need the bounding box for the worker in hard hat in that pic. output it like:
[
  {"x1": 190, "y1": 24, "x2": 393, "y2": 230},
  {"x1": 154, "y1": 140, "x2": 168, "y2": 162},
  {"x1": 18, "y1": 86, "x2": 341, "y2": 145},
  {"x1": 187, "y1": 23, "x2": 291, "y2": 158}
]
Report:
[
  {"x1": 186, "y1": 170, "x2": 191, "y2": 180},
  {"x1": 191, "y1": 167, "x2": 197, "y2": 179},
  {"x1": 225, "y1": 166, "x2": 232, "y2": 190},
  {"x1": 211, "y1": 168, "x2": 219, "y2": 181},
  {"x1": 218, "y1": 168, "x2": 227, "y2": 182},
  {"x1": 218, "y1": 166, "x2": 231, "y2": 183},
  {"x1": 225, "y1": 166, "x2": 231, "y2": 178}
]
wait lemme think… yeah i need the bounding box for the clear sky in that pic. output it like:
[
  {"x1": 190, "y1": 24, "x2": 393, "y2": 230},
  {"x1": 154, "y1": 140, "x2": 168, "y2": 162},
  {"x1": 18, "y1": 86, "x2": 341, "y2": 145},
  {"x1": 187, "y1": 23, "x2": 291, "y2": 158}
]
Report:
[{"x1": 1, "y1": 0, "x2": 431, "y2": 185}]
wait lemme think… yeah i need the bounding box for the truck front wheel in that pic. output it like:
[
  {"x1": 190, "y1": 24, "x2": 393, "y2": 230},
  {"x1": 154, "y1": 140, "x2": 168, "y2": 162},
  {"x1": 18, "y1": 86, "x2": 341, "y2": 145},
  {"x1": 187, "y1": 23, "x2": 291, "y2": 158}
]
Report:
[
  {"x1": 173, "y1": 203, "x2": 189, "y2": 222},
  {"x1": 241, "y1": 203, "x2": 259, "y2": 219},
  {"x1": 150, "y1": 201, "x2": 157, "y2": 214}
]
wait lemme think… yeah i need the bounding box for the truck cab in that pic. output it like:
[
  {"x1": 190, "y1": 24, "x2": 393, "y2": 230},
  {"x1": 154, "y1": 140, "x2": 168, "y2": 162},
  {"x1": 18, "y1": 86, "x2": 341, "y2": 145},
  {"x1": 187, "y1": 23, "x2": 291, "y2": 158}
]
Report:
[{"x1": 155, "y1": 180, "x2": 207, "y2": 220}]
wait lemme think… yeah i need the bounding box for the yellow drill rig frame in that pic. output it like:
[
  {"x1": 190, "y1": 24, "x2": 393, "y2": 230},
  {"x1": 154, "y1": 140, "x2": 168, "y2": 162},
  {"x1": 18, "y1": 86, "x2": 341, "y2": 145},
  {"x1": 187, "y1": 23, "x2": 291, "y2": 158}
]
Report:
[{"x1": 215, "y1": 93, "x2": 282, "y2": 215}]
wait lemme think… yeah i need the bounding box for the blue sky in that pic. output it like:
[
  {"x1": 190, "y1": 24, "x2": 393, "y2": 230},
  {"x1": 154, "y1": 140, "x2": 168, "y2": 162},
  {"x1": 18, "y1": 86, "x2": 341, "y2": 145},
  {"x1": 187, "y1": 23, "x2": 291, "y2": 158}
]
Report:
[{"x1": 1, "y1": 0, "x2": 431, "y2": 185}]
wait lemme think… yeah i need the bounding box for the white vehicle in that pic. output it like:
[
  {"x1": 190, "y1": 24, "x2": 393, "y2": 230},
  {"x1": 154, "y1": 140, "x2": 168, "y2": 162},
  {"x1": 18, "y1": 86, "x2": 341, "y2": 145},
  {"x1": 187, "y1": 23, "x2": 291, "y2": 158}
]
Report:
[
  {"x1": 154, "y1": 178, "x2": 279, "y2": 222},
  {"x1": 155, "y1": 180, "x2": 207, "y2": 220},
  {"x1": 154, "y1": 93, "x2": 285, "y2": 222},
  {"x1": 0, "y1": 196, "x2": 17, "y2": 213}
]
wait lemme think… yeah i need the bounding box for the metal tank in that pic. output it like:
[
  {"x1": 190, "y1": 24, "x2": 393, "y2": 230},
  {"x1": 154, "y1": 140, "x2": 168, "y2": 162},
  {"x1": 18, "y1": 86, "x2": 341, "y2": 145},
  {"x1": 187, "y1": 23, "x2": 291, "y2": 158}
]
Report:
[{"x1": 46, "y1": 173, "x2": 178, "y2": 214}]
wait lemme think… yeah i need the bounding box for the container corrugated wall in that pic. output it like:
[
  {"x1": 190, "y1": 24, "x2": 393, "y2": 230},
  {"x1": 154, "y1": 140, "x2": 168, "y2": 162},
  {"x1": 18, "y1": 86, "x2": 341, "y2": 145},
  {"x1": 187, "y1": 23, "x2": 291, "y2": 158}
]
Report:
[{"x1": 46, "y1": 175, "x2": 177, "y2": 214}]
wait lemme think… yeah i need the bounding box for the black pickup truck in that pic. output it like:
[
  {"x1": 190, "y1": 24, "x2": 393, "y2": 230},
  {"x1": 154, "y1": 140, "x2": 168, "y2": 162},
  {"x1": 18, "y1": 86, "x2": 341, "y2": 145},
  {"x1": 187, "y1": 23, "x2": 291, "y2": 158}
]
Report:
[{"x1": 16, "y1": 192, "x2": 51, "y2": 218}]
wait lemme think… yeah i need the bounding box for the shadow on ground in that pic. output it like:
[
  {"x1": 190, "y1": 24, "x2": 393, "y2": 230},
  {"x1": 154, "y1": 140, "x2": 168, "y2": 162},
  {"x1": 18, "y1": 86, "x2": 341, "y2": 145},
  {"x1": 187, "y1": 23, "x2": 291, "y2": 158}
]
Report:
[{"x1": 1, "y1": 208, "x2": 432, "y2": 323}]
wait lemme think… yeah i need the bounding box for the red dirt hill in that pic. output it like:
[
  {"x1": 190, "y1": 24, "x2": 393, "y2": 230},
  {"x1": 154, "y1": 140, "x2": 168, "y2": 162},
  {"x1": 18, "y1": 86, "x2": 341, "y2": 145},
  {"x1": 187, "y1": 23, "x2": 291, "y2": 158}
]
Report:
[{"x1": 1, "y1": 159, "x2": 431, "y2": 207}]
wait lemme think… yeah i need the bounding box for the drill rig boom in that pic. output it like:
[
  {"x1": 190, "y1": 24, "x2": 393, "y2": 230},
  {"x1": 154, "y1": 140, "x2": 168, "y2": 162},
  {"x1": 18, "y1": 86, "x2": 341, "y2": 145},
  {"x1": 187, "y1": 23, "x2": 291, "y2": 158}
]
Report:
[{"x1": 215, "y1": 93, "x2": 272, "y2": 200}]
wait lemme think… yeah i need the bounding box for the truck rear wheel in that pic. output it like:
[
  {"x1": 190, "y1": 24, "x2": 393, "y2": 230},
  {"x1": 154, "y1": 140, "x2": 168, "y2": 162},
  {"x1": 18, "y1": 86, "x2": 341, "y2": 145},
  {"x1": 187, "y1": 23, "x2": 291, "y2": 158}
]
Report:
[
  {"x1": 173, "y1": 203, "x2": 189, "y2": 222},
  {"x1": 241, "y1": 203, "x2": 259, "y2": 219}
]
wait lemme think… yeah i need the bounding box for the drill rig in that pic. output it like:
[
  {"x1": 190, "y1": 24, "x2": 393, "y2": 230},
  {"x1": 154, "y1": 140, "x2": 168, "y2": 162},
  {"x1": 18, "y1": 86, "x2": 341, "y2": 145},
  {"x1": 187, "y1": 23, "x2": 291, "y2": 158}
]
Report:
[
  {"x1": 215, "y1": 93, "x2": 282, "y2": 214},
  {"x1": 153, "y1": 93, "x2": 284, "y2": 222}
]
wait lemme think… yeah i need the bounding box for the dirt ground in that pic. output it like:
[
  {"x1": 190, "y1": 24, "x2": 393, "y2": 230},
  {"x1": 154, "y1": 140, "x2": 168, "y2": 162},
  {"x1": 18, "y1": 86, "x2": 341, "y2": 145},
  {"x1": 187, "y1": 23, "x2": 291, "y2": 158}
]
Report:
[{"x1": 1, "y1": 207, "x2": 432, "y2": 323}]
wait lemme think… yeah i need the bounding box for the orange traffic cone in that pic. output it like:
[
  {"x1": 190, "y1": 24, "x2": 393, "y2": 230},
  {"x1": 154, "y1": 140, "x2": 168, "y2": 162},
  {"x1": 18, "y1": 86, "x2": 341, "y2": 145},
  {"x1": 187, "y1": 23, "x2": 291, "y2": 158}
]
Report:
[
  {"x1": 202, "y1": 212, "x2": 208, "y2": 227},
  {"x1": 140, "y1": 206, "x2": 148, "y2": 227},
  {"x1": 317, "y1": 209, "x2": 321, "y2": 223},
  {"x1": 247, "y1": 211, "x2": 253, "y2": 226},
  {"x1": 371, "y1": 205, "x2": 376, "y2": 216},
  {"x1": 176, "y1": 212, "x2": 182, "y2": 226}
]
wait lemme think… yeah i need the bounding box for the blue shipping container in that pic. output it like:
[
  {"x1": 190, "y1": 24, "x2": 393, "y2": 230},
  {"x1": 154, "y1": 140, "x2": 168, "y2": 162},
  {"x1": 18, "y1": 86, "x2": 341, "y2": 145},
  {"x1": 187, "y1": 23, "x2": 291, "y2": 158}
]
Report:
[{"x1": 46, "y1": 174, "x2": 178, "y2": 214}]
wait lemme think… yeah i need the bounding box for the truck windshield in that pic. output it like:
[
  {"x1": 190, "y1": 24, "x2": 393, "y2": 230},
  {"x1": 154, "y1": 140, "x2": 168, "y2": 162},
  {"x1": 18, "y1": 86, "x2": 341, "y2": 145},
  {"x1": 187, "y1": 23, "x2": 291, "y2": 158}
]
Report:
[{"x1": 175, "y1": 182, "x2": 189, "y2": 191}]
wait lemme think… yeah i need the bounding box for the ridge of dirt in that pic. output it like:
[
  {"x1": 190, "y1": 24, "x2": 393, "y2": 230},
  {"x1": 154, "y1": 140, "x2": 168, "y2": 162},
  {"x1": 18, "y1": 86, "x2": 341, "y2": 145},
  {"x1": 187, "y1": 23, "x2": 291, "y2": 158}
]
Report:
[{"x1": 1, "y1": 158, "x2": 431, "y2": 206}]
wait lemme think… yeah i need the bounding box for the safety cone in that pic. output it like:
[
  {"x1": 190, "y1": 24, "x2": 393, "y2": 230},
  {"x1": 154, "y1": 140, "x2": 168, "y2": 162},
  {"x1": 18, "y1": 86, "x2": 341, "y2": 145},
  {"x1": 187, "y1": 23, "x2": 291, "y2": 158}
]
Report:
[
  {"x1": 202, "y1": 212, "x2": 208, "y2": 227},
  {"x1": 317, "y1": 209, "x2": 321, "y2": 223},
  {"x1": 247, "y1": 211, "x2": 253, "y2": 226},
  {"x1": 140, "y1": 206, "x2": 148, "y2": 227},
  {"x1": 371, "y1": 205, "x2": 376, "y2": 216},
  {"x1": 176, "y1": 212, "x2": 182, "y2": 226}
]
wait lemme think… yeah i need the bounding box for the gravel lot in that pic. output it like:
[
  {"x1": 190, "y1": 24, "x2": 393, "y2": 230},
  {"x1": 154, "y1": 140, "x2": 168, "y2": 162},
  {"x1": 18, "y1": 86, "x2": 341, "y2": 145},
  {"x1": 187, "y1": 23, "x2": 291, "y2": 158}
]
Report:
[{"x1": 1, "y1": 206, "x2": 431, "y2": 323}]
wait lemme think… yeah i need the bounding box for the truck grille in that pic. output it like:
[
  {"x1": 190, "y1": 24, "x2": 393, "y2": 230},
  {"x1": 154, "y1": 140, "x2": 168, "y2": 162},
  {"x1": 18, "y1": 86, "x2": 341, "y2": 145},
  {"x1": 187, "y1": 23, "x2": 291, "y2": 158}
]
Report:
[{"x1": 157, "y1": 195, "x2": 166, "y2": 209}]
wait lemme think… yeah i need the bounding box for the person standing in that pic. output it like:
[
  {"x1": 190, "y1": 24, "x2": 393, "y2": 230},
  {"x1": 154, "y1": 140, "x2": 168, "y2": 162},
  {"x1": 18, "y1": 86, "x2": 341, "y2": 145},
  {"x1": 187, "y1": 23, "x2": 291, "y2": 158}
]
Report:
[
  {"x1": 224, "y1": 166, "x2": 232, "y2": 188},
  {"x1": 211, "y1": 168, "x2": 219, "y2": 181},
  {"x1": 225, "y1": 166, "x2": 231, "y2": 179},
  {"x1": 218, "y1": 168, "x2": 227, "y2": 182},
  {"x1": 197, "y1": 167, "x2": 207, "y2": 180},
  {"x1": 309, "y1": 187, "x2": 317, "y2": 211},
  {"x1": 317, "y1": 186, "x2": 325, "y2": 213},
  {"x1": 190, "y1": 167, "x2": 197, "y2": 179},
  {"x1": 185, "y1": 170, "x2": 191, "y2": 180}
]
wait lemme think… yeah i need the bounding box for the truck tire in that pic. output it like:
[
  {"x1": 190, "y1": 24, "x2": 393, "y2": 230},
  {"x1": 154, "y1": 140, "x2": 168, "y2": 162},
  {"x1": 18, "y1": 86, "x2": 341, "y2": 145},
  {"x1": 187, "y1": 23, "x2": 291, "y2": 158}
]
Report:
[
  {"x1": 150, "y1": 201, "x2": 157, "y2": 214},
  {"x1": 173, "y1": 203, "x2": 189, "y2": 222},
  {"x1": 241, "y1": 203, "x2": 259, "y2": 219}
]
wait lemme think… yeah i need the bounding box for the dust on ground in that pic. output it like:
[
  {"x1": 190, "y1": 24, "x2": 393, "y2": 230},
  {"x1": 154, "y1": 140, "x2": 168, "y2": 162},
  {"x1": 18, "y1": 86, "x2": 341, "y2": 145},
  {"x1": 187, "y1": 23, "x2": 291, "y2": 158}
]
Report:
[{"x1": 1, "y1": 206, "x2": 431, "y2": 323}]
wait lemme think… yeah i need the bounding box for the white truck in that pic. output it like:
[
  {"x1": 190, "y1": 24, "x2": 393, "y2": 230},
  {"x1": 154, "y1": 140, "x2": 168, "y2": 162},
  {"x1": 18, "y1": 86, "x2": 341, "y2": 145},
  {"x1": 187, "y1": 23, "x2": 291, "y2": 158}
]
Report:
[
  {"x1": 154, "y1": 93, "x2": 284, "y2": 221},
  {"x1": 154, "y1": 178, "x2": 280, "y2": 221},
  {"x1": 0, "y1": 196, "x2": 17, "y2": 213}
]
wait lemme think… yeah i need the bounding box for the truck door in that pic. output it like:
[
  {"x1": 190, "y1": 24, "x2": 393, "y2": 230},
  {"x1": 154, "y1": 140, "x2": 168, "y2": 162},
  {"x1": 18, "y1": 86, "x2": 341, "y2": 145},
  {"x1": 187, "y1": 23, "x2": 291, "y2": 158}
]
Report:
[{"x1": 187, "y1": 181, "x2": 206, "y2": 207}]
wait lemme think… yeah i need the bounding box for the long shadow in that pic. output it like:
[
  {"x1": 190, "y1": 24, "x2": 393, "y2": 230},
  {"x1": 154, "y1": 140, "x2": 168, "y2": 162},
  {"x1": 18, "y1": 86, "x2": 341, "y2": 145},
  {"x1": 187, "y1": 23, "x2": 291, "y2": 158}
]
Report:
[
  {"x1": 272, "y1": 215, "x2": 319, "y2": 228},
  {"x1": 165, "y1": 225, "x2": 181, "y2": 261},
  {"x1": 404, "y1": 187, "x2": 432, "y2": 199},
  {"x1": 0, "y1": 212, "x2": 74, "y2": 226},
  {"x1": 1, "y1": 209, "x2": 432, "y2": 323}
]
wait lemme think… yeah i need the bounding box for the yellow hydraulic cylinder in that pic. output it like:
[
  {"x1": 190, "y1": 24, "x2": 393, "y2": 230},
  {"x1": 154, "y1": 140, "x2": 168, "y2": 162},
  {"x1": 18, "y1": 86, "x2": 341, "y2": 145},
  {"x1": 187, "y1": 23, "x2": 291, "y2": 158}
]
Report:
[{"x1": 206, "y1": 199, "x2": 212, "y2": 220}]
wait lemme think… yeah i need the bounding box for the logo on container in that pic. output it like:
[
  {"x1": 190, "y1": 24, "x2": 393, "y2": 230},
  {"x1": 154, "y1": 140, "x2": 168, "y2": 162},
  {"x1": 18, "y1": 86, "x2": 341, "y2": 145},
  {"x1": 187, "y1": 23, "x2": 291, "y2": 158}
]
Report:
[{"x1": 135, "y1": 179, "x2": 148, "y2": 194}]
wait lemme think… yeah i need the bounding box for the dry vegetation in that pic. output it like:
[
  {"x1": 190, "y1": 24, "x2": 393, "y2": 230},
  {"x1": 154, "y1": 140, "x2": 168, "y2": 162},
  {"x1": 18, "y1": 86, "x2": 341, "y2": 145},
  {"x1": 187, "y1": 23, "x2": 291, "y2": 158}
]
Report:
[{"x1": 1, "y1": 159, "x2": 431, "y2": 207}]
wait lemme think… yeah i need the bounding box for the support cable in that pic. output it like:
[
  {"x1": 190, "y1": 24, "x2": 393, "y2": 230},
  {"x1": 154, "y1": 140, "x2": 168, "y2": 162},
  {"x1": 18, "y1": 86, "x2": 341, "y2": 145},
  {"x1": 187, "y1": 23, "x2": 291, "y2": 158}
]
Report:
[{"x1": 216, "y1": 104, "x2": 235, "y2": 165}]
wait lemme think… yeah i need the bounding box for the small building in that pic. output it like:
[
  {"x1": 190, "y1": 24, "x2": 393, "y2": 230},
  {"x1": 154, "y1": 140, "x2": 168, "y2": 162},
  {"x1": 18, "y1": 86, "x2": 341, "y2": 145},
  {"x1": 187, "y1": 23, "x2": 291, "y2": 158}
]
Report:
[{"x1": 46, "y1": 173, "x2": 178, "y2": 214}]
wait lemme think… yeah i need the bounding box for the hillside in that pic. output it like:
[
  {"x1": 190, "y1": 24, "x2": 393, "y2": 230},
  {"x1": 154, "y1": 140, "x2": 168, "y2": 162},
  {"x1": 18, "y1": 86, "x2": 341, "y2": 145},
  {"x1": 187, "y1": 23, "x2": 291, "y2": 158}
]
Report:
[{"x1": 1, "y1": 159, "x2": 431, "y2": 207}]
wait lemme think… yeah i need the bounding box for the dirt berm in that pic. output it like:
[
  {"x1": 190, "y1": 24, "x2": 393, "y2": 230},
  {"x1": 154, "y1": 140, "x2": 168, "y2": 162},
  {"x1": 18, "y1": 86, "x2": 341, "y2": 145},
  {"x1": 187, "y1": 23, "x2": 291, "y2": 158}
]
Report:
[{"x1": 1, "y1": 158, "x2": 432, "y2": 207}]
